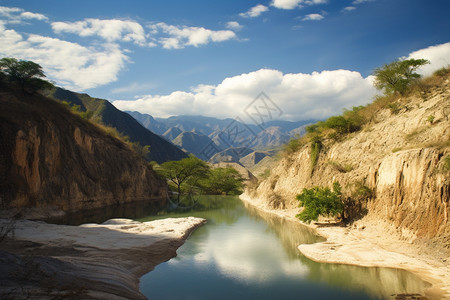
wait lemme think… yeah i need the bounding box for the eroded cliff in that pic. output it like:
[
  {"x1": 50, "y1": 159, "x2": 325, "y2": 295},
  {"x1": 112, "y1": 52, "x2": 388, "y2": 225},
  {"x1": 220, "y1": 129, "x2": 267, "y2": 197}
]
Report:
[
  {"x1": 0, "y1": 83, "x2": 167, "y2": 214},
  {"x1": 245, "y1": 74, "x2": 449, "y2": 245}
]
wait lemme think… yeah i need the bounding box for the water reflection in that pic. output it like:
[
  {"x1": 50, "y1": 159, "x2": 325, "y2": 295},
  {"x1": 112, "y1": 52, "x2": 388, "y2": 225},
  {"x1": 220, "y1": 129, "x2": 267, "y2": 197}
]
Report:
[{"x1": 139, "y1": 196, "x2": 430, "y2": 300}]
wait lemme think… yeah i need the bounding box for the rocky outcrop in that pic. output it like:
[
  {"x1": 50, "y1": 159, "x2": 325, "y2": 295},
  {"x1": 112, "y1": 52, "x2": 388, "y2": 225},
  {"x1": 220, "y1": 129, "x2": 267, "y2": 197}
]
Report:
[
  {"x1": 245, "y1": 77, "x2": 450, "y2": 243},
  {"x1": 0, "y1": 217, "x2": 206, "y2": 299},
  {"x1": 0, "y1": 84, "x2": 168, "y2": 214}
]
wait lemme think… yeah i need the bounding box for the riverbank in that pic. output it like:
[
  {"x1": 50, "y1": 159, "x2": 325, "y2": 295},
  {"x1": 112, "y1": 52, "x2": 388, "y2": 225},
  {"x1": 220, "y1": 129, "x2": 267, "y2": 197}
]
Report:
[
  {"x1": 0, "y1": 217, "x2": 206, "y2": 299},
  {"x1": 240, "y1": 193, "x2": 450, "y2": 300}
]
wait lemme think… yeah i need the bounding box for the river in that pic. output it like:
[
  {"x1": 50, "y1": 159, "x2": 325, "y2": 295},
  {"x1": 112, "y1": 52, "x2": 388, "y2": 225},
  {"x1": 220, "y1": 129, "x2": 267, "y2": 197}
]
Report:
[{"x1": 136, "y1": 195, "x2": 429, "y2": 300}]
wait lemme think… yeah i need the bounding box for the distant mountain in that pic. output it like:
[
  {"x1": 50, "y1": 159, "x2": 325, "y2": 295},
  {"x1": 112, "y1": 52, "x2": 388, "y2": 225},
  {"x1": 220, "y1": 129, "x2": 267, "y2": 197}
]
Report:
[
  {"x1": 172, "y1": 131, "x2": 219, "y2": 159},
  {"x1": 45, "y1": 88, "x2": 187, "y2": 163},
  {"x1": 209, "y1": 147, "x2": 254, "y2": 164},
  {"x1": 126, "y1": 111, "x2": 316, "y2": 152},
  {"x1": 162, "y1": 127, "x2": 183, "y2": 141},
  {"x1": 239, "y1": 151, "x2": 268, "y2": 169}
]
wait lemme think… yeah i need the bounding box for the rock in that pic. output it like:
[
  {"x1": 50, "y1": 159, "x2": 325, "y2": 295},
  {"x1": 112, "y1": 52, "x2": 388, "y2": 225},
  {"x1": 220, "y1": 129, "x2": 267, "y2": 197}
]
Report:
[{"x1": 0, "y1": 217, "x2": 206, "y2": 299}]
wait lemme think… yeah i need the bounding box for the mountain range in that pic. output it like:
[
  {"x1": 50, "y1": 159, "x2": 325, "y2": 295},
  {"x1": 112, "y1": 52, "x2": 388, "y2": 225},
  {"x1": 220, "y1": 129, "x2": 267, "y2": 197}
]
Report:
[{"x1": 127, "y1": 111, "x2": 315, "y2": 161}]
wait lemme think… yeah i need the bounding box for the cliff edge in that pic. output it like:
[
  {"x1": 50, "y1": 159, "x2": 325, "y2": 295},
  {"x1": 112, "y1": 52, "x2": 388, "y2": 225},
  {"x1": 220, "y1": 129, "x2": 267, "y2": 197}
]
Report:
[{"x1": 0, "y1": 82, "x2": 167, "y2": 215}]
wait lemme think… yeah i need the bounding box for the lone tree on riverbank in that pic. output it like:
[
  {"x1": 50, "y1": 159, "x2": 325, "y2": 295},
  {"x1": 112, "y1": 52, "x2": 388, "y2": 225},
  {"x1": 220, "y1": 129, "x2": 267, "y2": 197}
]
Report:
[{"x1": 156, "y1": 156, "x2": 210, "y2": 204}]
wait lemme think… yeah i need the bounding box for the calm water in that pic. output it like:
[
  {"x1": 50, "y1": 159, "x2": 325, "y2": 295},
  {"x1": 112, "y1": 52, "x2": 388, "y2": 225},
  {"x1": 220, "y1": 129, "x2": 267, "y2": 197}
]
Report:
[{"x1": 137, "y1": 196, "x2": 430, "y2": 300}]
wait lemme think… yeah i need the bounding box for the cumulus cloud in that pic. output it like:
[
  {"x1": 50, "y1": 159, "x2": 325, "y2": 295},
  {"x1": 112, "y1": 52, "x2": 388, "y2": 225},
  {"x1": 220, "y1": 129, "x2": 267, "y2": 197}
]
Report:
[
  {"x1": 20, "y1": 11, "x2": 48, "y2": 21},
  {"x1": 239, "y1": 4, "x2": 269, "y2": 18},
  {"x1": 148, "y1": 22, "x2": 236, "y2": 49},
  {"x1": 226, "y1": 21, "x2": 243, "y2": 31},
  {"x1": 0, "y1": 22, "x2": 128, "y2": 90},
  {"x1": 0, "y1": 6, "x2": 48, "y2": 23},
  {"x1": 113, "y1": 68, "x2": 376, "y2": 121},
  {"x1": 405, "y1": 42, "x2": 450, "y2": 76},
  {"x1": 52, "y1": 19, "x2": 146, "y2": 45},
  {"x1": 302, "y1": 13, "x2": 324, "y2": 21},
  {"x1": 271, "y1": 0, "x2": 327, "y2": 10}
]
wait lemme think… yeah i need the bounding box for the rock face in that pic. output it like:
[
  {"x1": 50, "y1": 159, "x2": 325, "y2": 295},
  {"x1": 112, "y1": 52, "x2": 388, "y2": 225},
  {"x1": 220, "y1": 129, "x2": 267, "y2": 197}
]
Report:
[
  {"x1": 245, "y1": 77, "x2": 450, "y2": 244},
  {"x1": 0, "y1": 217, "x2": 206, "y2": 299},
  {"x1": 0, "y1": 84, "x2": 167, "y2": 213}
]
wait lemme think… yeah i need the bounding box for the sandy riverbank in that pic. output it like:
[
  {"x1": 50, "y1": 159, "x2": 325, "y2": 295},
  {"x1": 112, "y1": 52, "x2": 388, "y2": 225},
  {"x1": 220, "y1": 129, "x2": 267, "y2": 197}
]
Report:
[
  {"x1": 240, "y1": 193, "x2": 450, "y2": 300},
  {"x1": 0, "y1": 217, "x2": 206, "y2": 299}
]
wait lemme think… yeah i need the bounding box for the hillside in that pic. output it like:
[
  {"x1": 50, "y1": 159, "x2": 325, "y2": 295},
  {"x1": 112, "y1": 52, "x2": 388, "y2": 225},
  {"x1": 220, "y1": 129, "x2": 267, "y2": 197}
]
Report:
[
  {"x1": 244, "y1": 71, "x2": 450, "y2": 252},
  {"x1": 45, "y1": 88, "x2": 187, "y2": 163},
  {"x1": 172, "y1": 131, "x2": 218, "y2": 159},
  {"x1": 0, "y1": 82, "x2": 168, "y2": 215}
]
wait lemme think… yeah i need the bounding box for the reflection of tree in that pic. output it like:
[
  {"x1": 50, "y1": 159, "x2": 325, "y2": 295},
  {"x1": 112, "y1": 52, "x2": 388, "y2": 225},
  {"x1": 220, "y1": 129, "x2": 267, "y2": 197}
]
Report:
[
  {"x1": 243, "y1": 203, "x2": 322, "y2": 260},
  {"x1": 242, "y1": 202, "x2": 429, "y2": 298}
]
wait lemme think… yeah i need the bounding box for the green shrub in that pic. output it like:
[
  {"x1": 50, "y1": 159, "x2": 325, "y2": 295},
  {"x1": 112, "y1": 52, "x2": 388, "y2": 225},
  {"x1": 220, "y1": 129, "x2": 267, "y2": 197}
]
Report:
[
  {"x1": 296, "y1": 182, "x2": 343, "y2": 223},
  {"x1": 328, "y1": 161, "x2": 353, "y2": 173},
  {"x1": 310, "y1": 135, "x2": 323, "y2": 169},
  {"x1": 433, "y1": 66, "x2": 450, "y2": 77},
  {"x1": 427, "y1": 115, "x2": 435, "y2": 124},
  {"x1": 444, "y1": 156, "x2": 450, "y2": 171}
]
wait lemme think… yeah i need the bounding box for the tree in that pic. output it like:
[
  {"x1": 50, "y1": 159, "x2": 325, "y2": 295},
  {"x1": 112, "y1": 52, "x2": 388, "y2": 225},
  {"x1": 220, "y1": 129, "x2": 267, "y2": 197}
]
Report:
[
  {"x1": 200, "y1": 167, "x2": 244, "y2": 195},
  {"x1": 0, "y1": 57, "x2": 51, "y2": 92},
  {"x1": 296, "y1": 182, "x2": 343, "y2": 223},
  {"x1": 156, "y1": 156, "x2": 210, "y2": 204},
  {"x1": 372, "y1": 58, "x2": 429, "y2": 95}
]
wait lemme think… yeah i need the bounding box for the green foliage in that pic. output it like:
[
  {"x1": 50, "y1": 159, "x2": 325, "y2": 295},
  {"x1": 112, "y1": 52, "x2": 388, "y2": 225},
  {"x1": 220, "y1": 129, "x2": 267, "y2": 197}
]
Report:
[
  {"x1": 427, "y1": 115, "x2": 435, "y2": 124},
  {"x1": 433, "y1": 66, "x2": 450, "y2": 77},
  {"x1": 373, "y1": 58, "x2": 429, "y2": 95},
  {"x1": 0, "y1": 57, "x2": 52, "y2": 92},
  {"x1": 310, "y1": 135, "x2": 323, "y2": 169},
  {"x1": 296, "y1": 182, "x2": 343, "y2": 223},
  {"x1": 200, "y1": 168, "x2": 244, "y2": 195},
  {"x1": 156, "y1": 156, "x2": 210, "y2": 203},
  {"x1": 259, "y1": 168, "x2": 271, "y2": 179},
  {"x1": 444, "y1": 156, "x2": 450, "y2": 172},
  {"x1": 387, "y1": 102, "x2": 401, "y2": 114},
  {"x1": 284, "y1": 136, "x2": 303, "y2": 154},
  {"x1": 328, "y1": 161, "x2": 353, "y2": 173}
]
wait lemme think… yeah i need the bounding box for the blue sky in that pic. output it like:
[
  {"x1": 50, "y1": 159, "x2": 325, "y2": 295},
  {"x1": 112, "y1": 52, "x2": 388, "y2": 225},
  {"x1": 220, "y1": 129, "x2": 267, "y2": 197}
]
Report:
[{"x1": 1, "y1": 0, "x2": 449, "y2": 121}]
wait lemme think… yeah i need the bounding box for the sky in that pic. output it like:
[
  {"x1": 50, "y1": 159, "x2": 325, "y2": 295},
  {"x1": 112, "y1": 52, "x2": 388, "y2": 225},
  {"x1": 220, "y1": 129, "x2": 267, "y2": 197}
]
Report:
[{"x1": 0, "y1": 0, "x2": 449, "y2": 122}]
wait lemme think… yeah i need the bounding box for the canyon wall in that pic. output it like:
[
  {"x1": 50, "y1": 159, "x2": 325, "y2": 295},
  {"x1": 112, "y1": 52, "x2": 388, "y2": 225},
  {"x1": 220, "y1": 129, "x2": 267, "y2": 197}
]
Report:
[
  {"x1": 0, "y1": 84, "x2": 167, "y2": 214},
  {"x1": 245, "y1": 77, "x2": 449, "y2": 242}
]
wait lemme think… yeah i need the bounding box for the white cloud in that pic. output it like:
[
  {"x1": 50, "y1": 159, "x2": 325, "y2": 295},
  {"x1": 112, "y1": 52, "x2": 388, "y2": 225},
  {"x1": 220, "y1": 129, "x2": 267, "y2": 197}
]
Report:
[
  {"x1": 271, "y1": 0, "x2": 327, "y2": 10},
  {"x1": 226, "y1": 21, "x2": 243, "y2": 31},
  {"x1": 0, "y1": 22, "x2": 128, "y2": 90},
  {"x1": 342, "y1": 6, "x2": 356, "y2": 12},
  {"x1": 352, "y1": 0, "x2": 375, "y2": 4},
  {"x1": 405, "y1": 42, "x2": 450, "y2": 76},
  {"x1": 52, "y1": 19, "x2": 146, "y2": 46},
  {"x1": 0, "y1": 6, "x2": 48, "y2": 23},
  {"x1": 148, "y1": 22, "x2": 236, "y2": 49},
  {"x1": 113, "y1": 68, "x2": 376, "y2": 121},
  {"x1": 113, "y1": 42, "x2": 450, "y2": 121},
  {"x1": 20, "y1": 11, "x2": 48, "y2": 21},
  {"x1": 302, "y1": 13, "x2": 324, "y2": 21},
  {"x1": 239, "y1": 4, "x2": 269, "y2": 18}
]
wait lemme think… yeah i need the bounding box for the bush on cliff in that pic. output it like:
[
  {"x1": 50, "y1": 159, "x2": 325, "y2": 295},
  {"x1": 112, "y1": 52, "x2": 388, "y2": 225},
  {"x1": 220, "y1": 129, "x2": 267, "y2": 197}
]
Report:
[{"x1": 296, "y1": 182, "x2": 343, "y2": 223}]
